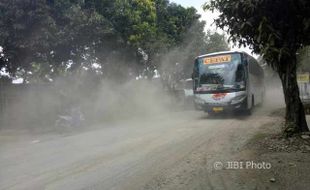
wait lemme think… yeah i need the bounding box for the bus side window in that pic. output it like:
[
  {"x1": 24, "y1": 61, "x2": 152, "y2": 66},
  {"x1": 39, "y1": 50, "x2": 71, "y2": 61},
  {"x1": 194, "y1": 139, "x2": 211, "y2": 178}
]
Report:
[
  {"x1": 245, "y1": 55, "x2": 252, "y2": 75},
  {"x1": 192, "y1": 60, "x2": 199, "y2": 89},
  {"x1": 249, "y1": 57, "x2": 259, "y2": 76},
  {"x1": 236, "y1": 64, "x2": 245, "y2": 82}
]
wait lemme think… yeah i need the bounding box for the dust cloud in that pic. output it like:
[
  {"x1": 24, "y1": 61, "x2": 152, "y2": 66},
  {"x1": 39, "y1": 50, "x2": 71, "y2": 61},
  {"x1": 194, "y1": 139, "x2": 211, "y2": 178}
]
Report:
[
  {"x1": 0, "y1": 32, "x2": 287, "y2": 134},
  {"x1": 0, "y1": 74, "x2": 181, "y2": 133},
  {"x1": 0, "y1": 30, "x2": 200, "y2": 133},
  {"x1": 0, "y1": 63, "x2": 287, "y2": 133},
  {"x1": 261, "y1": 67, "x2": 285, "y2": 113},
  {"x1": 0, "y1": 21, "x2": 221, "y2": 133}
]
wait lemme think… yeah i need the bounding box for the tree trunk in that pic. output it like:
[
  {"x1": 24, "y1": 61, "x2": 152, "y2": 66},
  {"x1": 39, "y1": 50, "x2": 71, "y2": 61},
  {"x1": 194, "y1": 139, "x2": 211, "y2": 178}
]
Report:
[{"x1": 278, "y1": 56, "x2": 309, "y2": 136}]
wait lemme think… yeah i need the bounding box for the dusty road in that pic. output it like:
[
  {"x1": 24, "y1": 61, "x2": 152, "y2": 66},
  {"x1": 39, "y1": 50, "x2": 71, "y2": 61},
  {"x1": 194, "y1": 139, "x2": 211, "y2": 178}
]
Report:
[{"x1": 0, "y1": 92, "x2": 285, "y2": 190}]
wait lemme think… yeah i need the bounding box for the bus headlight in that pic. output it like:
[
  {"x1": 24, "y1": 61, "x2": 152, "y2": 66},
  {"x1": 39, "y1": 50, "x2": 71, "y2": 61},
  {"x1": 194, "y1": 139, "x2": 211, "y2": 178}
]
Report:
[{"x1": 231, "y1": 95, "x2": 246, "y2": 105}]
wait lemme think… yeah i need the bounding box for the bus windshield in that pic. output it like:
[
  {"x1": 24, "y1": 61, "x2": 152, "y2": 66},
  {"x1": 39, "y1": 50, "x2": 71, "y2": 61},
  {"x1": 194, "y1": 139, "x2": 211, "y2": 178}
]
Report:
[{"x1": 194, "y1": 53, "x2": 245, "y2": 92}]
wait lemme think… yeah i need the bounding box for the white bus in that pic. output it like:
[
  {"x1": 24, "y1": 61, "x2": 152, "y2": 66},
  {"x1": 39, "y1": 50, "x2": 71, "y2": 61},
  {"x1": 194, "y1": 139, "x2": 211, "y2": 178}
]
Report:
[{"x1": 192, "y1": 51, "x2": 264, "y2": 114}]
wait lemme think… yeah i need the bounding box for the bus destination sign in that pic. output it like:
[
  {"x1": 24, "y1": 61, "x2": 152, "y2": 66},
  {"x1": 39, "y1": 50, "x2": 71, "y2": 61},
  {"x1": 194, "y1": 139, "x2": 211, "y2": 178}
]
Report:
[{"x1": 204, "y1": 55, "x2": 232, "y2": 65}]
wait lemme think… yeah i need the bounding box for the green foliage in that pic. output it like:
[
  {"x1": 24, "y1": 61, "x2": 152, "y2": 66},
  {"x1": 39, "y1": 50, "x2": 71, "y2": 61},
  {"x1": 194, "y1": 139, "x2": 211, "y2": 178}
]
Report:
[
  {"x1": 0, "y1": 0, "x2": 54, "y2": 72},
  {"x1": 112, "y1": 0, "x2": 157, "y2": 47},
  {"x1": 0, "y1": 0, "x2": 115, "y2": 80},
  {"x1": 204, "y1": 0, "x2": 310, "y2": 69},
  {"x1": 205, "y1": 31, "x2": 230, "y2": 53},
  {"x1": 159, "y1": 20, "x2": 229, "y2": 81},
  {"x1": 204, "y1": 0, "x2": 310, "y2": 133},
  {"x1": 0, "y1": 0, "x2": 229, "y2": 82},
  {"x1": 178, "y1": 27, "x2": 229, "y2": 78}
]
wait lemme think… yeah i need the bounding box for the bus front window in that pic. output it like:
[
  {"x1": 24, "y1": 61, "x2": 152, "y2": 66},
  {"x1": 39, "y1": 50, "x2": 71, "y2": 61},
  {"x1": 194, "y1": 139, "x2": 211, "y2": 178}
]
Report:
[
  {"x1": 195, "y1": 53, "x2": 245, "y2": 92},
  {"x1": 235, "y1": 64, "x2": 246, "y2": 88}
]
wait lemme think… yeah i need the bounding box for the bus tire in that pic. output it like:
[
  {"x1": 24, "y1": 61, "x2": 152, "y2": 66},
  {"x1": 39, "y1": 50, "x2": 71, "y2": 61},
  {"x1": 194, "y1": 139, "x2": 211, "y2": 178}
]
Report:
[
  {"x1": 207, "y1": 111, "x2": 216, "y2": 117},
  {"x1": 257, "y1": 91, "x2": 265, "y2": 107},
  {"x1": 245, "y1": 96, "x2": 254, "y2": 115}
]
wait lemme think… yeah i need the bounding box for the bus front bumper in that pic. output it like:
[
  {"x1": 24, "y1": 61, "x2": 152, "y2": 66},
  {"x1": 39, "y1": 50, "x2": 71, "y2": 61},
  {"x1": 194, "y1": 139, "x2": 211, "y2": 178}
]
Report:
[{"x1": 194, "y1": 98, "x2": 247, "y2": 113}]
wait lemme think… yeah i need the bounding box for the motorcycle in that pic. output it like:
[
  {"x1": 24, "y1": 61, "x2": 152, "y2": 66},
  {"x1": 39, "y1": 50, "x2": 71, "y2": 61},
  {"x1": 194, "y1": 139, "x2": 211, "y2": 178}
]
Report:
[{"x1": 55, "y1": 107, "x2": 85, "y2": 131}]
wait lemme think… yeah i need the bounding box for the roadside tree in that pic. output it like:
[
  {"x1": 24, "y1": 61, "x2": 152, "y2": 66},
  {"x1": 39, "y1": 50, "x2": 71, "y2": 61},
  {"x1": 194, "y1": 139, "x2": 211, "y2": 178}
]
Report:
[{"x1": 205, "y1": 0, "x2": 310, "y2": 135}]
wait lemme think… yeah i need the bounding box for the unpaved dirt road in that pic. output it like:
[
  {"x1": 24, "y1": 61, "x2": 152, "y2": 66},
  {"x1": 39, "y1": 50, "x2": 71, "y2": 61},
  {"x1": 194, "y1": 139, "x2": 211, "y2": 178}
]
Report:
[{"x1": 0, "y1": 91, "x2": 286, "y2": 190}]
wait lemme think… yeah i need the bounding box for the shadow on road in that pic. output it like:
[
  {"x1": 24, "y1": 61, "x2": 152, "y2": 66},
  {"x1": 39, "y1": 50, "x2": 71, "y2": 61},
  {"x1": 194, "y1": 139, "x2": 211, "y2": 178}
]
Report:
[{"x1": 198, "y1": 110, "x2": 260, "y2": 121}]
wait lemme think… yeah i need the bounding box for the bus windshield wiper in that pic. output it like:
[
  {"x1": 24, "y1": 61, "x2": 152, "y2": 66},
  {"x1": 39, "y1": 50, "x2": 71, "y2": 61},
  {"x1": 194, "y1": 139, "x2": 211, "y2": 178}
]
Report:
[{"x1": 216, "y1": 86, "x2": 229, "y2": 90}]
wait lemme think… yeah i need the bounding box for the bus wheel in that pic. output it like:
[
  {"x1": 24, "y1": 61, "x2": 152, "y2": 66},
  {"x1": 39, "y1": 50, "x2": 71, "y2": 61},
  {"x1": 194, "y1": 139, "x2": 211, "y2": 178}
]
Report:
[
  {"x1": 245, "y1": 96, "x2": 254, "y2": 115},
  {"x1": 206, "y1": 111, "x2": 216, "y2": 116}
]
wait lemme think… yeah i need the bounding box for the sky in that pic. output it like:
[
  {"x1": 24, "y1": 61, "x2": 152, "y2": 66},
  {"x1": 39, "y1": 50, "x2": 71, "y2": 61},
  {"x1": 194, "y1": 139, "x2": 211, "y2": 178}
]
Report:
[
  {"x1": 171, "y1": 0, "x2": 218, "y2": 31},
  {"x1": 171, "y1": 0, "x2": 256, "y2": 56}
]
